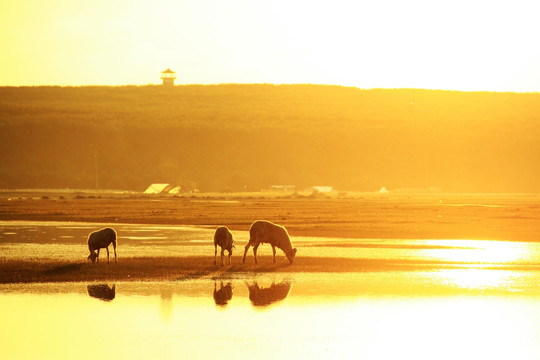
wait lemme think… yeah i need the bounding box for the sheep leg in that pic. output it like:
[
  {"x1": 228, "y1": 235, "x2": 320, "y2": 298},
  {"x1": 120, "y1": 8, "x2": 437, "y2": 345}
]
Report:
[
  {"x1": 272, "y1": 245, "x2": 276, "y2": 263},
  {"x1": 227, "y1": 249, "x2": 232, "y2": 265},
  {"x1": 242, "y1": 243, "x2": 252, "y2": 264},
  {"x1": 220, "y1": 248, "x2": 225, "y2": 266},
  {"x1": 214, "y1": 245, "x2": 218, "y2": 265},
  {"x1": 253, "y1": 243, "x2": 260, "y2": 264},
  {"x1": 96, "y1": 248, "x2": 100, "y2": 263},
  {"x1": 113, "y1": 243, "x2": 117, "y2": 263},
  {"x1": 106, "y1": 247, "x2": 110, "y2": 263}
]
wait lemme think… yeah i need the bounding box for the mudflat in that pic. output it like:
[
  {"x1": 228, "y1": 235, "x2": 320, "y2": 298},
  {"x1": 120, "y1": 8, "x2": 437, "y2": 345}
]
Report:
[
  {"x1": 1, "y1": 191, "x2": 539, "y2": 283},
  {"x1": 2, "y1": 191, "x2": 539, "y2": 240}
]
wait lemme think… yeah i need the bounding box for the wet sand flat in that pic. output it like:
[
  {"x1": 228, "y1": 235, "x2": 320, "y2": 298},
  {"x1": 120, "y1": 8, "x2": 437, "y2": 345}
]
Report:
[
  {"x1": 1, "y1": 192, "x2": 540, "y2": 283},
  {"x1": 1, "y1": 192, "x2": 539, "y2": 241}
]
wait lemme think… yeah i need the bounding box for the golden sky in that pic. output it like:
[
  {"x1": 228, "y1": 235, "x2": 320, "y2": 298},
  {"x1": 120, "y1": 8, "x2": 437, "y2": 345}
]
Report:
[{"x1": 1, "y1": 0, "x2": 539, "y2": 91}]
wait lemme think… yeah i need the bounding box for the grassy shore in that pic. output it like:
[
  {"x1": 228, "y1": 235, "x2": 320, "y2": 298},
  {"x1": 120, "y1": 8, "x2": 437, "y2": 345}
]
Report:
[{"x1": 4, "y1": 256, "x2": 540, "y2": 284}]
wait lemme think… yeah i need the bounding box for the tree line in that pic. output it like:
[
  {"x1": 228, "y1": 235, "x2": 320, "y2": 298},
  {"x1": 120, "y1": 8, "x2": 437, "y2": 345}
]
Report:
[{"x1": 1, "y1": 85, "x2": 539, "y2": 192}]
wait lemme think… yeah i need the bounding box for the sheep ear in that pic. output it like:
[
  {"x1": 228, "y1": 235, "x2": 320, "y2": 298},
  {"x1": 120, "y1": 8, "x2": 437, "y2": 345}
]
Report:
[{"x1": 292, "y1": 248, "x2": 297, "y2": 255}]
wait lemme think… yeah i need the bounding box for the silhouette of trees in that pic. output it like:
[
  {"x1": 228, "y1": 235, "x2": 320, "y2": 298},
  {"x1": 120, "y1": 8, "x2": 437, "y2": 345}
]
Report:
[{"x1": 1, "y1": 85, "x2": 538, "y2": 192}]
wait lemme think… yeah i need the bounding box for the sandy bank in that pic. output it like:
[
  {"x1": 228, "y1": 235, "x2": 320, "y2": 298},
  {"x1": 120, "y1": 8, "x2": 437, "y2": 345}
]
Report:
[{"x1": 1, "y1": 193, "x2": 539, "y2": 241}]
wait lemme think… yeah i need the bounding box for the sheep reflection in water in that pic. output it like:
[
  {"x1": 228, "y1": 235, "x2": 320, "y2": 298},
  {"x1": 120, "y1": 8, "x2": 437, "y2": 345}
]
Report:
[
  {"x1": 87, "y1": 284, "x2": 116, "y2": 302},
  {"x1": 213, "y1": 281, "x2": 233, "y2": 307},
  {"x1": 245, "y1": 279, "x2": 292, "y2": 307}
]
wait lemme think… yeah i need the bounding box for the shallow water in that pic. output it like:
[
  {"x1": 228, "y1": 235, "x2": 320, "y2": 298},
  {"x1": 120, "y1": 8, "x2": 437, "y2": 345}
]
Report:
[
  {"x1": 2, "y1": 221, "x2": 540, "y2": 359},
  {"x1": 2, "y1": 221, "x2": 540, "y2": 267},
  {"x1": 2, "y1": 274, "x2": 540, "y2": 359},
  {"x1": 0, "y1": 221, "x2": 218, "y2": 260}
]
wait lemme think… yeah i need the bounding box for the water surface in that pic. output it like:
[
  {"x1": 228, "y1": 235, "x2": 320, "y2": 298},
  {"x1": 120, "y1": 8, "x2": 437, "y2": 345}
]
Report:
[
  {"x1": 2, "y1": 221, "x2": 540, "y2": 359},
  {"x1": 2, "y1": 274, "x2": 540, "y2": 359},
  {"x1": 2, "y1": 221, "x2": 540, "y2": 267}
]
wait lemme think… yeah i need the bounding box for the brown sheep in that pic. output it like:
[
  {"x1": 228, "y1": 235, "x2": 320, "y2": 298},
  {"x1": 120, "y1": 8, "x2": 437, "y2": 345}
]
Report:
[
  {"x1": 214, "y1": 226, "x2": 235, "y2": 265},
  {"x1": 87, "y1": 227, "x2": 117, "y2": 264},
  {"x1": 242, "y1": 220, "x2": 297, "y2": 264}
]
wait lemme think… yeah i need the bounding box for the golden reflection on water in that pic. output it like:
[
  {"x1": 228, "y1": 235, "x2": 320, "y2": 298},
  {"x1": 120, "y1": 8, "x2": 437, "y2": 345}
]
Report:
[
  {"x1": 2, "y1": 221, "x2": 540, "y2": 358},
  {"x1": 418, "y1": 239, "x2": 537, "y2": 292},
  {"x1": 3, "y1": 282, "x2": 540, "y2": 359},
  {"x1": 436, "y1": 269, "x2": 519, "y2": 291},
  {"x1": 422, "y1": 239, "x2": 530, "y2": 264},
  {"x1": 344, "y1": 296, "x2": 540, "y2": 359}
]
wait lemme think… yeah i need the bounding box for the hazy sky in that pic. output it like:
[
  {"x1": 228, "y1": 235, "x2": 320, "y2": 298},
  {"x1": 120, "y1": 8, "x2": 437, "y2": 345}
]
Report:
[{"x1": 1, "y1": 0, "x2": 539, "y2": 91}]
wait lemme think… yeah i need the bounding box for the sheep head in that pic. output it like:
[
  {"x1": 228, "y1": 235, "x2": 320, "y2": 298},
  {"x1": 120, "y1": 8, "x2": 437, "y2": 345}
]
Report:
[{"x1": 286, "y1": 248, "x2": 297, "y2": 264}]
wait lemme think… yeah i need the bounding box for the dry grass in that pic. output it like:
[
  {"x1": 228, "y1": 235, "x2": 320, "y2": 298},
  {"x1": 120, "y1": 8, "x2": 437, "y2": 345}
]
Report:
[{"x1": 3, "y1": 256, "x2": 538, "y2": 284}]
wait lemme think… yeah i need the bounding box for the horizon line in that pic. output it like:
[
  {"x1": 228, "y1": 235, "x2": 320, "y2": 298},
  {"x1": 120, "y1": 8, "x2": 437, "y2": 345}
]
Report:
[{"x1": 1, "y1": 83, "x2": 538, "y2": 94}]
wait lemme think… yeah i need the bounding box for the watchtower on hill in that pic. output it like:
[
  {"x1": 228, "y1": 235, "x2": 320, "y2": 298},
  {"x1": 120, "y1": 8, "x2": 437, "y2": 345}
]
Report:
[{"x1": 161, "y1": 68, "x2": 176, "y2": 86}]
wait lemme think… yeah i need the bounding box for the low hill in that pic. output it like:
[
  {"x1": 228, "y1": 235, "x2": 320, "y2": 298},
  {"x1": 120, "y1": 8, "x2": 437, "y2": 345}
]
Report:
[{"x1": 1, "y1": 85, "x2": 539, "y2": 192}]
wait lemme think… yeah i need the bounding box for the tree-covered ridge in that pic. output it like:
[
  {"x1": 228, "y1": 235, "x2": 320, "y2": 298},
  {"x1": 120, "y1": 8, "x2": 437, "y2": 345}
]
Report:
[{"x1": 1, "y1": 85, "x2": 539, "y2": 192}]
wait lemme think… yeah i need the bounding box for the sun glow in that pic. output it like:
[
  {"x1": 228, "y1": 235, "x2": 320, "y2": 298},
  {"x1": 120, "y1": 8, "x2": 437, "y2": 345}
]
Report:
[
  {"x1": 421, "y1": 239, "x2": 535, "y2": 291},
  {"x1": 2, "y1": 0, "x2": 540, "y2": 91}
]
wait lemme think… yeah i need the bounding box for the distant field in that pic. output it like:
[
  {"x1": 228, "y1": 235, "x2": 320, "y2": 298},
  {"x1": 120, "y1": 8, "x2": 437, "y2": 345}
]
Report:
[
  {"x1": 1, "y1": 190, "x2": 539, "y2": 241},
  {"x1": 1, "y1": 85, "x2": 539, "y2": 192}
]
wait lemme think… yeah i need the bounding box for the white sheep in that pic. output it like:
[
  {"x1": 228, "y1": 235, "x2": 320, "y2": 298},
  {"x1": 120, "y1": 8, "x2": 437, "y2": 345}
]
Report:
[{"x1": 87, "y1": 227, "x2": 117, "y2": 264}]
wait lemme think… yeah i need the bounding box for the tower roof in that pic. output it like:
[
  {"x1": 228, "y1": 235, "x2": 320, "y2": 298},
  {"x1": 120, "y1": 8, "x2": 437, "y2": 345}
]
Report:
[{"x1": 161, "y1": 68, "x2": 176, "y2": 74}]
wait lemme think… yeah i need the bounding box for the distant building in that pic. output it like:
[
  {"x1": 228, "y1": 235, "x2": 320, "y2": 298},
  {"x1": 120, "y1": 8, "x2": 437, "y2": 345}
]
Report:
[
  {"x1": 267, "y1": 185, "x2": 296, "y2": 192},
  {"x1": 144, "y1": 183, "x2": 175, "y2": 194},
  {"x1": 309, "y1": 186, "x2": 333, "y2": 193},
  {"x1": 160, "y1": 68, "x2": 176, "y2": 86}
]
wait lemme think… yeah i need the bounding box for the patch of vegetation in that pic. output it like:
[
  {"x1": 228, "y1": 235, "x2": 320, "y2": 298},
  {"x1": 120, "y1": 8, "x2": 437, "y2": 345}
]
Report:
[{"x1": 1, "y1": 85, "x2": 539, "y2": 192}]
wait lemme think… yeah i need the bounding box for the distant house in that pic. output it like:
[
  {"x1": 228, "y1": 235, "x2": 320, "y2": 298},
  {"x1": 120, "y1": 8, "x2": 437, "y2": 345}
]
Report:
[
  {"x1": 309, "y1": 186, "x2": 333, "y2": 193},
  {"x1": 144, "y1": 184, "x2": 176, "y2": 194},
  {"x1": 266, "y1": 185, "x2": 296, "y2": 192}
]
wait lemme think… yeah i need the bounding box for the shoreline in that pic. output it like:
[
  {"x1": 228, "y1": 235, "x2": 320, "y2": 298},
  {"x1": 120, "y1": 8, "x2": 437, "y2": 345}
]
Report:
[{"x1": 2, "y1": 256, "x2": 540, "y2": 284}]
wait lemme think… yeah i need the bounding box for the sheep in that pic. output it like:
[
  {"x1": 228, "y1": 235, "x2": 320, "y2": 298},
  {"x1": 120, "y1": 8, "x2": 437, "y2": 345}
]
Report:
[
  {"x1": 87, "y1": 227, "x2": 117, "y2": 264},
  {"x1": 214, "y1": 226, "x2": 235, "y2": 266},
  {"x1": 242, "y1": 220, "x2": 297, "y2": 264}
]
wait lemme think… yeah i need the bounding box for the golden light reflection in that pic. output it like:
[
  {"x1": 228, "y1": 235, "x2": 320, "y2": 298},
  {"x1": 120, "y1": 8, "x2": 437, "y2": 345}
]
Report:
[
  {"x1": 419, "y1": 240, "x2": 535, "y2": 292},
  {"x1": 3, "y1": 275, "x2": 540, "y2": 359},
  {"x1": 2, "y1": 0, "x2": 540, "y2": 91},
  {"x1": 335, "y1": 296, "x2": 540, "y2": 359},
  {"x1": 423, "y1": 239, "x2": 529, "y2": 264},
  {"x1": 436, "y1": 269, "x2": 518, "y2": 291}
]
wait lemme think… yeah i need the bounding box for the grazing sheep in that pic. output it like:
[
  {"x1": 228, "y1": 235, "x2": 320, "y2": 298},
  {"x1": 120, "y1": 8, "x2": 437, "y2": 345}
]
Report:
[
  {"x1": 87, "y1": 227, "x2": 117, "y2": 264},
  {"x1": 242, "y1": 220, "x2": 297, "y2": 264},
  {"x1": 214, "y1": 226, "x2": 235, "y2": 265}
]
